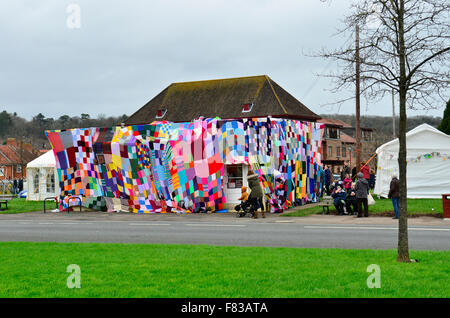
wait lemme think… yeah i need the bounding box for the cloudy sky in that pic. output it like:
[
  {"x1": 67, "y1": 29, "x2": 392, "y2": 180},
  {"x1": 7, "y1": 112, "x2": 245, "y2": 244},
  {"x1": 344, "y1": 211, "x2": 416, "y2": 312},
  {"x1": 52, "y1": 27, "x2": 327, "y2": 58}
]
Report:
[{"x1": 0, "y1": 0, "x2": 445, "y2": 120}]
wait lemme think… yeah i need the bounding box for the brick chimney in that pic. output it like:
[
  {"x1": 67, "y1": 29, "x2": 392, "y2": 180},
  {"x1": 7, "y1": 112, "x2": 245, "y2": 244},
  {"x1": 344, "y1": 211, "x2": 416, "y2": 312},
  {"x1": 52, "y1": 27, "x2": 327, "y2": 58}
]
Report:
[
  {"x1": 24, "y1": 143, "x2": 33, "y2": 152},
  {"x1": 6, "y1": 138, "x2": 16, "y2": 147}
]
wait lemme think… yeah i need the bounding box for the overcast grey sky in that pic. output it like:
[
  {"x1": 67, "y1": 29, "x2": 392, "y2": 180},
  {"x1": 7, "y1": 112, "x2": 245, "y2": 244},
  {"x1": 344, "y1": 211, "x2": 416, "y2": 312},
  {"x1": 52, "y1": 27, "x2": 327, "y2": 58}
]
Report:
[{"x1": 0, "y1": 0, "x2": 445, "y2": 120}]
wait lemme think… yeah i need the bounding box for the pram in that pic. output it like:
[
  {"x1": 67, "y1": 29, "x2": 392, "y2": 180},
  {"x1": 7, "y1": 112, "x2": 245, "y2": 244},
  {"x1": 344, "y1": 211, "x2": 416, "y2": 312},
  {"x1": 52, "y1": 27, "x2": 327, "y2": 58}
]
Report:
[{"x1": 234, "y1": 200, "x2": 256, "y2": 218}]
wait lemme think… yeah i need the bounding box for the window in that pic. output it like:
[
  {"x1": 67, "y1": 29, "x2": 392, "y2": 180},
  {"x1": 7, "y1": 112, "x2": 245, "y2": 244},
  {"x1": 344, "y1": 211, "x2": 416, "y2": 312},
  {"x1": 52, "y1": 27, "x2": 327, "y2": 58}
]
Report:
[
  {"x1": 17, "y1": 165, "x2": 22, "y2": 173},
  {"x1": 226, "y1": 165, "x2": 243, "y2": 189},
  {"x1": 0, "y1": 167, "x2": 4, "y2": 177},
  {"x1": 342, "y1": 147, "x2": 346, "y2": 158},
  {"x1": 328, "y1": 128, "x2": 339, "y2": 139},
  {"x1": 242, "y1": 103, "x2": 253, "y2": 113},
  {"x1": 328, "y1": 146, "x2": 332, "y2": 157},
  {"x1": 46, "y1": 172, "x2": 55, "y2": 193},
  {"x1": 337, "y1": 146, "x2": 341, "y2": 157},
  {"x1": 34, "y1": 172, "x2": 40, "y2": 194},
  {"x1": 156, "y1": 109, "x2": 167, "y2": 119}
]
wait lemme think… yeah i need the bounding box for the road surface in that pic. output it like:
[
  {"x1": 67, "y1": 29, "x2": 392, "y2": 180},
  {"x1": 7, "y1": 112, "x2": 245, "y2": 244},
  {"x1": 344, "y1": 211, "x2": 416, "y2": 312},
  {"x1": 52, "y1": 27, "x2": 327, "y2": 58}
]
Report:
[{"x1": 0, "y1": 217, "x2": 449, "y2": 250}]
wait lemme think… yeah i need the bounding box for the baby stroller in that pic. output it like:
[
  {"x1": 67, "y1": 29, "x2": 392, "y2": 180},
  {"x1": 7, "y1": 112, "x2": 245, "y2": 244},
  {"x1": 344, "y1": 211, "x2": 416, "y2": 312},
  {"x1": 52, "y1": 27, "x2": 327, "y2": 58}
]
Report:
[{"x1": 235, "y1": 200, "x2": 256, "y2": 218}]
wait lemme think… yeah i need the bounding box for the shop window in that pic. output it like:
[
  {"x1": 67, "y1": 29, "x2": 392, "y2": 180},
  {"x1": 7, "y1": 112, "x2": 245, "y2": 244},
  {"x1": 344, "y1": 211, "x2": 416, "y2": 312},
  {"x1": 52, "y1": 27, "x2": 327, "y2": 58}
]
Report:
[{"x1": 227, "y1": 165, "x2": 243, "y2": 189}]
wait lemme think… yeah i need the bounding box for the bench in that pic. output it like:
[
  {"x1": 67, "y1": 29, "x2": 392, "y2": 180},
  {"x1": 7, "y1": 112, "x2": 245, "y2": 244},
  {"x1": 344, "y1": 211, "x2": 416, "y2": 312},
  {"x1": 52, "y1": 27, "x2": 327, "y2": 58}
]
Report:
[
  {"x1": 0, "y1": 195, "x2": 13, "y2": 211},
  {"x1": 318, "y1": 195, "x2": 333, "y2": 214}
]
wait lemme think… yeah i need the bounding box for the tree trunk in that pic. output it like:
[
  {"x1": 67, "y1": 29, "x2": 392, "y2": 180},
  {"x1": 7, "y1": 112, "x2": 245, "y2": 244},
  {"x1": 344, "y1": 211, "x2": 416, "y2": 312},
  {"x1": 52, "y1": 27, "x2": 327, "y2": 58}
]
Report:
[{"x1": 397, "y1": 0, "x2": 410, "y2": 263}]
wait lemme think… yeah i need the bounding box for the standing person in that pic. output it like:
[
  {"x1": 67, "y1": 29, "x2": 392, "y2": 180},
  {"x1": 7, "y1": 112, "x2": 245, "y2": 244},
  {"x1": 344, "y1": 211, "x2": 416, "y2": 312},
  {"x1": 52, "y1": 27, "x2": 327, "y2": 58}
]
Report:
[
  {"x1": 355, "y1": 172, "x2": 370, "y2": 217},
  {"x1": 369, "y1": 169, "x2": 376, "y2": 190},
  {"x1": 247, "y1": 170, "x2": 264, "y2": 219},
  {"x1": 343, "y1": 160, "x2": 351, "y2": 177},
  {"x1": 324, "y1": 165, "x2": 331, "y2": 195},
  {"x1": 340, "y1": 168, "x2": 345, "y2": 181},
  {"x1": 13, "y1": 179, "x2": 18, "y2": 195},
  {"x1": 18, "y1": 178, "x2": 24, "y2": 193},
  {"x1": 360, "y1": 163, "x2": 370, "y2": 182},
  {"x1": 351, "y1": 166, "x2": 357, "y2": 180},
  {"x1": 388, "y1": 175, "x2": 400, "y2": 219}
]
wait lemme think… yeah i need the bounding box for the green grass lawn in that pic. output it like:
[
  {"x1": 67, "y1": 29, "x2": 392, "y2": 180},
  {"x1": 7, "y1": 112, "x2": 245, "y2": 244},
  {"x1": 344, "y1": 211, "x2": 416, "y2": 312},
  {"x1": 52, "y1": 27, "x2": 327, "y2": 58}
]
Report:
[
  {"x1": 0, "y1": 242, "x2": 448, "y2": 298},
  {"x1": 0, "y1": 198, "x2": 47, "y2": 214},
  {"x1": 283, "y1": 197, "x2": 443, "y2": 217}
]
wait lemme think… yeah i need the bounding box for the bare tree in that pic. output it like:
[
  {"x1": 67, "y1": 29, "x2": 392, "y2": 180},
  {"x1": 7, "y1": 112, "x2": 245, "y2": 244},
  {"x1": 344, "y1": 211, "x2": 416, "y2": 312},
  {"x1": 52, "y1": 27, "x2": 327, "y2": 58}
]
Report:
[{"x1": 317, "y1": 0, "x2": 449, "y2": 262}]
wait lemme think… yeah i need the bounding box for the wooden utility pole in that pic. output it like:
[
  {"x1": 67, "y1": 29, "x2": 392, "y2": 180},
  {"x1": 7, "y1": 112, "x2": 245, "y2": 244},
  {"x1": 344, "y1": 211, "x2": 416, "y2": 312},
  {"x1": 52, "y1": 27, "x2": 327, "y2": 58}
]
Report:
[{"x1": 355, "y1": 24, "x2": 361, "y2": 169}]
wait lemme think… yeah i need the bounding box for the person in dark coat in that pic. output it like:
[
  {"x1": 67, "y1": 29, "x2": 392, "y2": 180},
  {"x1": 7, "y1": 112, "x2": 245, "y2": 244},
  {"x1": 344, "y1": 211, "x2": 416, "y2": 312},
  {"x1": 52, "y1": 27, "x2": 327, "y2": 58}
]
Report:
[
  {"x1": 13, "y1": 179, "x2": 18, "y2": 195},
  {"x1": 247, "y1": 170, "x2": 264, "y2": 219},
  {"x1": 345, "y1": 182, "x2": 358, "y2": 215},
  {"x1": 388, "y1": 175, "x2": 400, "y2": 219},
  {"x1": 355, "y1": 172, "x2": 370, "y2": 217},
  {"x1": 331, "y1": 185, "x2": 347, "y2": 215},
  {"x1": 324, "y1": 165, "x2": 331, "y2": 195},
  {"x1": 18, "y1": 178, "x2": 24, "y2": 192},
  {"x1": 369, "y1": 169, "x2": 376, "y2": 190}
]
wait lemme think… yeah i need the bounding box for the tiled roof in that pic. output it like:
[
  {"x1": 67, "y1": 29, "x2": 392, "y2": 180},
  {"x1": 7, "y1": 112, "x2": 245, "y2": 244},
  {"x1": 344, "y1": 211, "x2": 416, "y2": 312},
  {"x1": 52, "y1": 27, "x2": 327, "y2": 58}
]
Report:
[
  {"x1": 317, "y1": 118, "x2": 353, "y2": 128},
  {"x1": 125, "y1": 75, "x2": 321, "y2": 124},
  {"x1": 0, "y1": 145, "x2": 37, "y2": 165},
  {"x1": 340, "y1": 132, "x2": 356, "y2": 144}
]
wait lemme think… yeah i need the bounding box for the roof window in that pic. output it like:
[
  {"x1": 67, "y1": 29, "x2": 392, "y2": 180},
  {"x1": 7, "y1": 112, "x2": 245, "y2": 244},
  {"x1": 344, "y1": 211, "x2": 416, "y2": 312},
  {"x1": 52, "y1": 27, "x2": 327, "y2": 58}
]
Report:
[
  {"x1": 242, "y1": 103, "x2": 253, "y2": 113},
  {"x1": 156, "y1": 109, "x2": 167, "y2": 119}
]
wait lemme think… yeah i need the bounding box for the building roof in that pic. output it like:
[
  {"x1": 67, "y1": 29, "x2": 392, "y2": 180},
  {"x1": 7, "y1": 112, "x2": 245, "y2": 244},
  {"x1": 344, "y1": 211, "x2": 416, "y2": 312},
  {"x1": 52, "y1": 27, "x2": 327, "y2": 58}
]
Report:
[
  {"x1": 125, "y1": 75, "x2": 320, "y2": 124},
  {"x1": 0, "y1": 145, "x2": 37, "y2": 166},
  {"x1": 317, "y1": 118, "x2": 352, "y2": 128},
  {"x1": 340, "y1": 132, "x2": 356, "y2": 144}
]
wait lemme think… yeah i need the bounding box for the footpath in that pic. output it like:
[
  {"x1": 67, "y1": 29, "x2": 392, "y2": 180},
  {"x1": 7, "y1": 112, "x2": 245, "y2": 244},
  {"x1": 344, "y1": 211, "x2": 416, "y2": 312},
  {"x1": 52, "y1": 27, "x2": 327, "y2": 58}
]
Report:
[{"x1": 0, "y1": 209, "x2": 448, "y2": 227}]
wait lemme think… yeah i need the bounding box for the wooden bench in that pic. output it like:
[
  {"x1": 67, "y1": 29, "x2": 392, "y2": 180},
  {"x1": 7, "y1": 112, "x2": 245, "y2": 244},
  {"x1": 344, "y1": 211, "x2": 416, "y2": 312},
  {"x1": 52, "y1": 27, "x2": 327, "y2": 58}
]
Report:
[
  {"x1": 0, "y1": 195, "x2": 13, "y2": 211},
  {"x1": 318, "y1": 195, "x2": 333, "y2": 214}
]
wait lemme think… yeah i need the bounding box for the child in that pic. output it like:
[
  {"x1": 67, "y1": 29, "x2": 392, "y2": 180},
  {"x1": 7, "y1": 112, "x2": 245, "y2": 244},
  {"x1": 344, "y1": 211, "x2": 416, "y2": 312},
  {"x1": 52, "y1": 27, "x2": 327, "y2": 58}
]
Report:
[
  {"x1": 343, "y1": 173, "x2": 352, "y2": 192},
  {"x1": 238, "y1": 186, "x2": 249, "y2": 202}
]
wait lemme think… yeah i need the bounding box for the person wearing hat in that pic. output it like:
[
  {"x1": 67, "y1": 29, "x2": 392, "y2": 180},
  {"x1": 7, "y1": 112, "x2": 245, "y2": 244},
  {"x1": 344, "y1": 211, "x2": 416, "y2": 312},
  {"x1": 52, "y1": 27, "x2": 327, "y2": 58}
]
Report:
[
  {"x1": 247, "y1": 169, "x2": 265, "y2": 219},
  {"x1": 388, "y1": 175, "x2": 400, "y2": 219},
  {"x1": 355, "y1": 172, "x2": 370, "y2": 217}
]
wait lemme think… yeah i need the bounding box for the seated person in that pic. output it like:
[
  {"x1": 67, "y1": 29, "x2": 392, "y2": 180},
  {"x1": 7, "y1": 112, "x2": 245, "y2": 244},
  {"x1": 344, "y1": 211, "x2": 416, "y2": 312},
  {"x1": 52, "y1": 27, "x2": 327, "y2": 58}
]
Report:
[
  {"x1": 331, "y1": 185, "x2": 347, "y2": 215},
  {"x1": 235, "y1": 186, "x2": 251, "y2": 211},
  {"x1": 345, "y1": 182, "x2": 358, "y2": 215}
]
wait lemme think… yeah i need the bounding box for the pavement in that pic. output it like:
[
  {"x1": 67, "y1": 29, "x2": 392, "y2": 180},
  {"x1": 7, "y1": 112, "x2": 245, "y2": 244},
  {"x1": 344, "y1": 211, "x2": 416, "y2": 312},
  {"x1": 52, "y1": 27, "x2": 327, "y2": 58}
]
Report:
[
  {"x1": 0, "y1": 210, "x2": 448, "y2": 226},
  {"x1": 0, "y1": 210, "x2": 449, "y2": 250}
]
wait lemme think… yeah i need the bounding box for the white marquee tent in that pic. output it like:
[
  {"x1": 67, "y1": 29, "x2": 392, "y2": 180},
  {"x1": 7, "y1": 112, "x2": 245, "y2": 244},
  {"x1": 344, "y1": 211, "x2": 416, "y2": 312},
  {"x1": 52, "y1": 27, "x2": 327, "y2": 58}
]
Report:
[
  {"x1": 374, "y1": 124, "x2": 450, "y2": 198},
  {"x1": 26, "y1": 150, "x2": 58, "y2": 201}
]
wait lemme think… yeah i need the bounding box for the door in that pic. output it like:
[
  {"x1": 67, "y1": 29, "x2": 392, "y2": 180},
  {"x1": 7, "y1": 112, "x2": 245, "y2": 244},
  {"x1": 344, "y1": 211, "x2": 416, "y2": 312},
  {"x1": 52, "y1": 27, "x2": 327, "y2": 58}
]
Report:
[{"x1": 224, "y1": 164, "x2": 248, "y2": 205}]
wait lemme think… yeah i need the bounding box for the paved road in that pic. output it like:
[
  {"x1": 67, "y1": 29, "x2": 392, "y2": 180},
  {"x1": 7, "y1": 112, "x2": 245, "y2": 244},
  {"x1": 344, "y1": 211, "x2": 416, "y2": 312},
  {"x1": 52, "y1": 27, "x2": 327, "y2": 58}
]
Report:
[{"x1": 0, "y1": 218, "x2": 449, "y2": 250}]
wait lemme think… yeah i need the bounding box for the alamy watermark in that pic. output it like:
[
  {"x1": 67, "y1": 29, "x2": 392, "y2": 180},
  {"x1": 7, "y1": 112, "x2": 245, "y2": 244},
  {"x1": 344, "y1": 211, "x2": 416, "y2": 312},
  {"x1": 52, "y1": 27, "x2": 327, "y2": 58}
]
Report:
[
  {"x1": 67, "y1": 264, "x2": 81, "y2": 288},
  {"x1": 366, "y1": 264, "x2": 381, "y2": 289},
  {"x1": 66, "y1": 3, "x2": 81, "y2": 29}
]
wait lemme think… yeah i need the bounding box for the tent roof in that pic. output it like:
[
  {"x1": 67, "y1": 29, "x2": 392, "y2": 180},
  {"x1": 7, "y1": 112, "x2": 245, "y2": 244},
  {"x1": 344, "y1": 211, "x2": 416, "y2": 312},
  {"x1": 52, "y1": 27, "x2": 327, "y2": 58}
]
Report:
[
  {"x1": 26, "y1": 150, "x2": 56, "y2": 168},
  {"x1": 376, "y1": 123, "x2": 450, "y2": 154}
]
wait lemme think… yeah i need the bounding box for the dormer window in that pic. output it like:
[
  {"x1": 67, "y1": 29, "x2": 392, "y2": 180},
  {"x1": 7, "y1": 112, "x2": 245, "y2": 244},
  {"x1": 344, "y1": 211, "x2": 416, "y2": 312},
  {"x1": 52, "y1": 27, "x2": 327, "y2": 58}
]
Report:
[
  {"x1": 156, "y1": 109, "x2": 167, "y2": 119},
  {"x1": 242, "y1": 103, "x2": 253, "y2": 113}
]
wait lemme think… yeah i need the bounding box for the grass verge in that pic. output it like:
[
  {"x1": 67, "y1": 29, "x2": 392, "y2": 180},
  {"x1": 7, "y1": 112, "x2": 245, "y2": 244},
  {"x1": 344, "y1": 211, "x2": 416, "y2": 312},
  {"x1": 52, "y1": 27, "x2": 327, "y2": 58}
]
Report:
[
  {"x1": 283, "y1": 198, "x2": 443, "y2": 217},
  {"x1": 0, "y1": 242, "x2": 448, "y2": 298},
  {"x1": 0, "y1": 199, "x2": 46, "y2": 214}
]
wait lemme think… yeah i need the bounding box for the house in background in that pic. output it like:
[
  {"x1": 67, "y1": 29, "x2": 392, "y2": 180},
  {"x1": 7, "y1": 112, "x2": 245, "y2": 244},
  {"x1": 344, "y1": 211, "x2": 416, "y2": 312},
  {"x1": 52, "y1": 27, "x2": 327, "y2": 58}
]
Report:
[
  {"x1": 318, "y1": 118, "x2": 375, "y2": 175},
  {"x1": 0, "y1": 138, "x2": 38, "y2": 180},
  {"x1": 125, "y1": 75, "x2": 321, "y2": 205}
]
